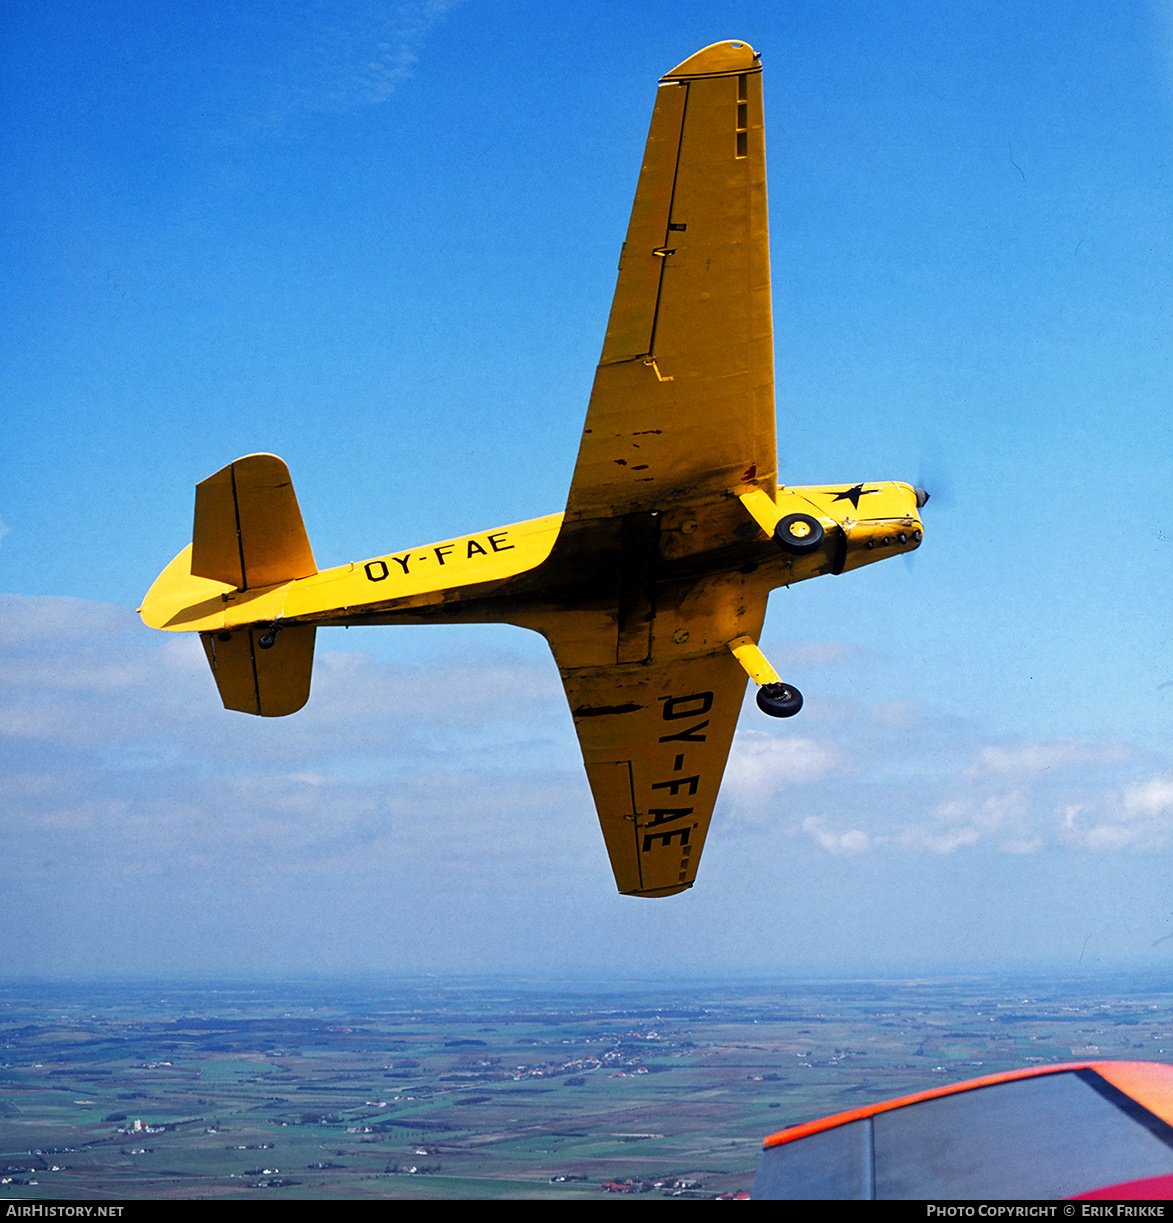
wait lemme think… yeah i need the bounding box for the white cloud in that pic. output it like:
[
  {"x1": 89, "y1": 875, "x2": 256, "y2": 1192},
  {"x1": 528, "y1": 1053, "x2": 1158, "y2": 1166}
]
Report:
[
  {"x1": 0, "y1": 595, "x2": 567, "y2": 756},
  {"x1": 5, "y1": 593, "x2": 1173, "y2": 976},
  {"x1": 0, "y1": 594, "x2": 132, "y2": 645},
  {"x1": 721, "y1": 731, "x2": 842, "y2": 831},
  {"x1": 907, "y1": 825, "x2": 981, "y2": 854},
  {"x1": 1059, "y1": 774, "x2": 1173, "y2": 850},
  {"x1": 0, "y1": 593, "x2": 585, "y2": 878},
  {"x1": 899, "y1": 792, "x2": 1029, "y2": 854},
  {"x1": 1123, "y1": 776, "x2": 1173, "y2": 817},
  {"x1": 714, "y1": 686, "x2": 1172, "y2": 860},
  {"x1": 965, "y1": 740, "x2": 1134, "y2": 778},
  {"x1": 801, "y1": 816, "x2": 876, "y2": 854},
  {"x1": 726, "y1": 730, "x2": 841, "y2": 791}
]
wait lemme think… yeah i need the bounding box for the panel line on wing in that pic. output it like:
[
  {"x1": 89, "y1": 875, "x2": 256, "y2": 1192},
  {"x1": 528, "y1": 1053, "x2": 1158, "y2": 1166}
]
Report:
[{"x1": 645, "y1": 81, "x2": 691, "y2": 370}]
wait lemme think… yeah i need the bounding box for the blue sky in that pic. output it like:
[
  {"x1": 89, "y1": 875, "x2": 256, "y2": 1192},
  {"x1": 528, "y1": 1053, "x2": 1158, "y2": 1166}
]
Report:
[{"x1": 2, "y1": 0, "x2": 1173, "y2": 978}]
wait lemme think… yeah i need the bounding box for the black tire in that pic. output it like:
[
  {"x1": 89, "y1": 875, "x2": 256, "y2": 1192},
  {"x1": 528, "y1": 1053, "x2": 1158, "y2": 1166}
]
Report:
[
  {"x1": 756, "y1": 682, "x2": 803, "y2": 718},
  {"x1": 773, "y1": 513, "x2": 824, "y2": 554}
]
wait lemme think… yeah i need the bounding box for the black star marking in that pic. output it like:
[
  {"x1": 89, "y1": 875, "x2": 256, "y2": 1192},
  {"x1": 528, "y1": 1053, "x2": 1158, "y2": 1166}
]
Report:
[{"x1": 831, "y1": 484, "x2": 880, "y2": 510}]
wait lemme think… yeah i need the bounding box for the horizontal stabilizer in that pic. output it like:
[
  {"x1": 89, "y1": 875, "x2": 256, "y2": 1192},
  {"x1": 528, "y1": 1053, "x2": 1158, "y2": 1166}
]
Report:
[
  {"x1": 200, "y1": 625, "x2": 316, "y2": 717},
  {"x1": 192, "y1": 454, "x2": 317, "y2": 591}
]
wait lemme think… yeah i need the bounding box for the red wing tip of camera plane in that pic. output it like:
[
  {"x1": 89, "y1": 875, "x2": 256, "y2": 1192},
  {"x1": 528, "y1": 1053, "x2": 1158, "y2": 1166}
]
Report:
[{"x1": 753, "y1": 1061, "x2": 1173, "y2": 1200}]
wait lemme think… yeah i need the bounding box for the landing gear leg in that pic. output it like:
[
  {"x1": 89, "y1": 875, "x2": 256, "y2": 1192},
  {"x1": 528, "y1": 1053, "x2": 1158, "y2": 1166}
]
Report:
[{"x1": 727, "y1": 635, "x2": 804, "y2": 719}]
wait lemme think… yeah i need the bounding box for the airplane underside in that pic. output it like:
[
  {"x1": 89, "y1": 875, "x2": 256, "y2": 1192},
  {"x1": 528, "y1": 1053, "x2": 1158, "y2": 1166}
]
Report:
[{"x1": 141, "y1": 40, "x2": 926, "y2": 897}]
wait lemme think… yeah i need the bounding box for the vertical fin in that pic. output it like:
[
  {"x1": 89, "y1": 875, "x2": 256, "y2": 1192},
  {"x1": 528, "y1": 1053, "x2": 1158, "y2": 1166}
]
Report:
[{"x1": 192, "y1": 454, "x2": 317, "y2": 590}]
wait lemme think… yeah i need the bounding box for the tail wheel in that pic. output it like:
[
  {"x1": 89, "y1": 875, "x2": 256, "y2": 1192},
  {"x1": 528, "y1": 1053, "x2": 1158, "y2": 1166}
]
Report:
[
  {"x1": 757, "y1": 682, "x2": 803, "y2": 718},
  {"x1": 774, "y1": 513, "x2": 824, "y2": 554},
  {"x1": 258, "y1": 623, "x2": 283, "y2": 649}
]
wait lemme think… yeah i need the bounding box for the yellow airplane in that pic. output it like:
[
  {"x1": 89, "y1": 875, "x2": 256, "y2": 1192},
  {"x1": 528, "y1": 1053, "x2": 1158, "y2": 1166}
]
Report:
[{"x1": 141, "y1": 40, "x2": 927, "y2": 899}]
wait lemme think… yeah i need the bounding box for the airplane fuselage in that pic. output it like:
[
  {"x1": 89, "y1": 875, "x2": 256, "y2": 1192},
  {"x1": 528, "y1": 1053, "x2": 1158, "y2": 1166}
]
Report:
[{"x1": 142, "y1": 480, "x2": 922, "y2": 675}]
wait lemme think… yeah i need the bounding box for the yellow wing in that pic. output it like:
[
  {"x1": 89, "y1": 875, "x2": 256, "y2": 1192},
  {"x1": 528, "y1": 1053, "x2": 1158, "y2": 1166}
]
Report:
[
  {"x1": 566, "y1": 40, "x2": 776, "y2": 519},
  {"x1": 542, "y1": 566, "x2": 768, "y2": 899},
  {"x1": 552, "y1": 640, "x2": 753, "y2": 898}
]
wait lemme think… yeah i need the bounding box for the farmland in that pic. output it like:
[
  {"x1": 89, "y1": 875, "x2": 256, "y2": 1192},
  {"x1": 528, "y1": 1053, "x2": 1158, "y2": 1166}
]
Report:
[{"x1": 2, "y1": 975, "x2": 1171, "y2": 1199}]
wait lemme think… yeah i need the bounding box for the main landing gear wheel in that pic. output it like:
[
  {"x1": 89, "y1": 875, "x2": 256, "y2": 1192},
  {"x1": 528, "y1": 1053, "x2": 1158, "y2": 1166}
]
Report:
[
  {"x1": 757, "y1": 682, "x2": 803, "y2": 718},
  {"x1": 773, "y1": 513, "x2": 824, "y2": 554}
]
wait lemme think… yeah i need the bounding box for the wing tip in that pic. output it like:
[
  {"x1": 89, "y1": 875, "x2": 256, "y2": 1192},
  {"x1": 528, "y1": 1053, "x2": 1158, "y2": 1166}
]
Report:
[
  {"x1": 622, "y1": 882, "x2": 693, "y2": 899},
  {"x1": 661, "y1": 40, "x2": 759, "y2": 81}
]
